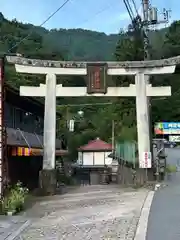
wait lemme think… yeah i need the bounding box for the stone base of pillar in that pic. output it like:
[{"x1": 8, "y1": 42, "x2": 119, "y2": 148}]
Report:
[{"x1": 39, "y1": 169, "x2": 57, "y2": 196}]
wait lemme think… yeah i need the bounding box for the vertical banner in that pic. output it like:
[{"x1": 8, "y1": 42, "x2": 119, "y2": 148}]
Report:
[
  {"x1": 87, "y1": 63, "x2": 107, "y2": 94},
  {"x1": 69, "y1": 119, "x2": 74, "y2": 132},
  {"x1": 140, "y1": 151, "x2": 152, "y2": 168}
]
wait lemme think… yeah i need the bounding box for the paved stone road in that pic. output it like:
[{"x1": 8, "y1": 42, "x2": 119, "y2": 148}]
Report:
[
  {"x1": 146, "y1": 172, "x2": 180, "y2": 240},
  {"x1": 15, "y1": 185, "x2": 148, "y2": 240},
  {"x1": 0, "y1": 215, "x2": 29, "y2": 239}
]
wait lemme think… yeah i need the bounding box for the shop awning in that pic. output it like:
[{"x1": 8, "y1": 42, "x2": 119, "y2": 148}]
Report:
[
  {"x1": 6, "y1": 128, "x2": 62, "y2": 149},
  {"x1": 11, "y1": 147, "x2": 68, "y2": 156}
]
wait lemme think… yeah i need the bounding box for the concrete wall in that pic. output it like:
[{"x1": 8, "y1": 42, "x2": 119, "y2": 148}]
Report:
[{"x1": 117, "y1": 165, "x2": 148, "y2": 185}]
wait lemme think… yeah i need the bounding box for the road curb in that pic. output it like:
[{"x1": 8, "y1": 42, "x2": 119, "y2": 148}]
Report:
[
  {"x1": 6, "y1": 219, "x2": 31, "y2": 240},
  {"x1": 134, "y1": 191, "x2": 155, "y2": 240}
]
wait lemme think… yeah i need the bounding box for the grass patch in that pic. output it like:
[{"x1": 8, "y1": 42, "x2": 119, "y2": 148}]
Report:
[{"x1": 166, "y1": 164, "x2": 177, "y2": 173}]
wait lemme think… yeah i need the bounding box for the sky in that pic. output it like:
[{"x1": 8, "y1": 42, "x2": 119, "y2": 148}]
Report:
[{"x1": 1, "y1": 0, "x2": 179, "y2": 34}]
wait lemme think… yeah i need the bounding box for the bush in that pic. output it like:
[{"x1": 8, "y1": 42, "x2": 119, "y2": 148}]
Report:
[
  {"x1": 1, "y1": 181, "x2": 29, "y2": 214},
  {"x1": 166, "y1": 164, "x2": 177, "y2": 173},
  {"x1": 57, "y1": 175, "x2": 75, "y2": 185}
]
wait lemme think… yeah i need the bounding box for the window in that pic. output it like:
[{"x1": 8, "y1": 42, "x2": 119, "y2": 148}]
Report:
[{"x1": 4, "y1": 103, "x2": 14, "y2": 128}]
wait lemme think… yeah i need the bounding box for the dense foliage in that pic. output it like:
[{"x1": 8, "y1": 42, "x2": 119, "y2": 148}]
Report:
[{"x1": 1, "y1": 12, "x2": 180, "y2": 157}]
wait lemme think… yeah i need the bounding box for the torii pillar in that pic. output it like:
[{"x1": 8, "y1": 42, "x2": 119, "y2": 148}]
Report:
[{"x1": 6, "y1": 56, "x2": 179, "y2": 193}]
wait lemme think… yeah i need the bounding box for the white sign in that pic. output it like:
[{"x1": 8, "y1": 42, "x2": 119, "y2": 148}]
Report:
[
  {"x1": 140, "y1": 152, "x2": 152, "y2": 168},
  {"x1": 169, "y1": 135, "x2": 180, "y2": 142},
  {"x1": 68, "y1": 119, "x2": 74, "y2": 132}
]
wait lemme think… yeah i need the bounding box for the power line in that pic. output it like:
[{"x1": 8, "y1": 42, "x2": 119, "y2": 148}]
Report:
[
  {"x1": 3, "y1": 1, "x2": 118, "y2": 55},
  {"x1": 123, "y1": 0, "x2": 142, "y2": 32},
  {"x1": 76, "y1": 2, "x2": 116, "y2": 28},
  {"x1": 7, "y1": 0, "x2": 72, "y2": 53},
  {"x1": 33, "y1": 2, "x2": 118, "y2": 54},
  {"x1": 123, "y1": 0, "x2": 134, "y2": 21},
  {"x1": 131, "y1": 0, "x2": 139, "y2": 15}
]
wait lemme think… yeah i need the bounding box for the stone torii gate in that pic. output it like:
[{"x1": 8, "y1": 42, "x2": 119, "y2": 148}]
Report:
[{"x1": 6, "y1": 55, "x2": 180, "y2": 193}]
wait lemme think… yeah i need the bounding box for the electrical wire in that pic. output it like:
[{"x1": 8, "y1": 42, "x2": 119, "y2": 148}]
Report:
[
  {"x1": 131, "y1": 0, "x2": 139, "y2": 16},
  {"x1": 127, "y1": 0, "x2": 135, "y2": 18},
  {"x1": 4, "y1": 1, "x2": 118, "y2": 55},
  {"x1": 33, "y1": 2, "x2": 118, "y2": 54},
  {"x1": 76, "y1": 2, "x2": 115, "y2": 28},
  {"x1": 7, "y1": 0, "x2": 72, "y2": 53},
  {"x1": 123, "y1": 0, "x2": 134, "y2": 21}
]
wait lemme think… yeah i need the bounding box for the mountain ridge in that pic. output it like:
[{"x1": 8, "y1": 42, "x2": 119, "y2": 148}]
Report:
[{"x1": 0, "y1": 12, "x2": 167, "y2": 62}]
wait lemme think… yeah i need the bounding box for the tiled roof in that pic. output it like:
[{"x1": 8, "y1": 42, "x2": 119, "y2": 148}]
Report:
[{"x1": 78, "y1": 138, "x2": 112, "y2": 151}]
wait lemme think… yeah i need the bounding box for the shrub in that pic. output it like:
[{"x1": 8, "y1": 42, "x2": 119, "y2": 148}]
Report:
[
  {"x1": 166, "y1": 164, "x2": 177, "y2": 173},
  {"x1": 1, "y1": 181, "x2": 29, "y2": 214}
]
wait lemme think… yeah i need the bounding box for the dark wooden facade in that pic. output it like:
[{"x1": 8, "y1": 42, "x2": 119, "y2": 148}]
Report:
[
  {"x1": 0, "y1": 63, "x2": 67, "y2": 194},
  {"x1": 4, "y1": 84, "x2": 63, "y2": 148}
]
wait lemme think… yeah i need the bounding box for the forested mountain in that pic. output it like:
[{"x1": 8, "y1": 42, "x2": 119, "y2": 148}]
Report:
[
  {"x1": 0, "y1": 12, "x2": 166, "y2": 62},
  {"x1": 1, "y1": 12, "x2": 180, "y2": 155}
]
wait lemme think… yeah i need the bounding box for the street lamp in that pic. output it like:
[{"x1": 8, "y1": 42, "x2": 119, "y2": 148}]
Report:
[{"x1": 77, "y1": 110, "x2": 84, "y2": 117}]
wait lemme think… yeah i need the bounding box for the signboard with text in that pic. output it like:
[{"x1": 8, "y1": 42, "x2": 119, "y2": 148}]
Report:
[
  {"x1": 154, "y1": 122, "x2": 180, "y2": 135},
  {"x1": 169, "y1": 135, "x2": 180, "y2": 142},
  {"x1": 87, "y1": 63, "x2": 107, "y2": 94},
  {"x1": 139, "y1": 152, "x2": 152, "y2": 168},
  {"x1": 67, "y1": 119, "x2": 74, "y2": 132}
]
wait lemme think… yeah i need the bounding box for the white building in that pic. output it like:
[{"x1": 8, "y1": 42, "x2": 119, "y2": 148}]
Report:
[
  {"x1": 77, "y1": 138, "x2": 113, "y2": 166},
  {"x1": 73, "y1": 138, "x2": 113, "y2": 185}
]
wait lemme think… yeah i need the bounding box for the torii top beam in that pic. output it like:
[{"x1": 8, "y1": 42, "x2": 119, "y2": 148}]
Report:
[{"x1": 5, "y1": 55, "x2": 180, "y2": 69}]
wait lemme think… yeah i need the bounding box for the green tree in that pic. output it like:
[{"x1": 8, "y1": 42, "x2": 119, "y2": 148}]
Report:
[
  {"x1": 113, "y1": 30, "x2": 144, "y2": 141},
  {"x1": 151, "y1": 20, "x2": 180, "y2": 124}
]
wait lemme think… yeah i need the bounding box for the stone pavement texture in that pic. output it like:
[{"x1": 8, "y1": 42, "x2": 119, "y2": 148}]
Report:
[
  {"x1": 146, "y1": 172, "x2": 180, "y2": 240},
  {"x1": 14, "y1": 185, "x2": 148, "y2": 240},
  {"x1": 0, "y1": 215, "x2": 29, "y2": 239}
]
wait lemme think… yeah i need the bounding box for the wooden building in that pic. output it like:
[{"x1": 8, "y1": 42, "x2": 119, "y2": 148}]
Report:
[
  {"x1": 73, "y1": 138, "x2": 113, "y2": 185},
  {"x1": 0, "y1": 59, "x2": 67, "y2": 195}
]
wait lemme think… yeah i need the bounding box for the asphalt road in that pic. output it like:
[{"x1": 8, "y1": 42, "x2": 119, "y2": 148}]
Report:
[
  {"x1": 147, "y1": 147, "x2": 180, "y2": 240},
  {"x1": 165, "y1": 147, "x2": 180, "y2": 168}
]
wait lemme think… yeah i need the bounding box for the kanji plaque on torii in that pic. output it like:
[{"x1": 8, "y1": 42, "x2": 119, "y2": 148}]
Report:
[{"x1": 87, "y1": 63, "x2": 107, "y2": 94}]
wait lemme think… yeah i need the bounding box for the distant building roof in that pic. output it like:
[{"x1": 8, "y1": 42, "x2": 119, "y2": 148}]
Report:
[{"x1": 78, "y1": 138, "x2": 112, "y2": 151}]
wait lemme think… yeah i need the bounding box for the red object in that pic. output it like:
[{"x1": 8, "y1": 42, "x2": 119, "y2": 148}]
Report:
[
  {"x1": 94, "y1": 67, "x2": 100, "y2": 89},
  {"x1": 144, "y1": 152, "x2": 148, "y2": 168},
  {"x1": 78, "y1": 138, "x2": 112, "y2": 151}
]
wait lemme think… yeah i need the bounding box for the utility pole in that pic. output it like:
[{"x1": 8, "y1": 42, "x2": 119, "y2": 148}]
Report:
[
  {"x1": 123, "y1": 0, "x2": 171, "y2": 180},
  {"x1": 141, "y1": 0, "x2": 170, "y2": 179},
  {"x1": 142, "y1": 0, "x2": 151, "y2": 181},
  {"x1": 142, "y1": 1, "x2": 171, "y2": 61},
  {"x1": 142, "y1": 0, "x2": 150, "y2": 60}
]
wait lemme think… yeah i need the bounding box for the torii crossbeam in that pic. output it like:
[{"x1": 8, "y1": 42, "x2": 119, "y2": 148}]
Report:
[{"x1": 6, "y1": 55, "x2": 179, "y2": 193}]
